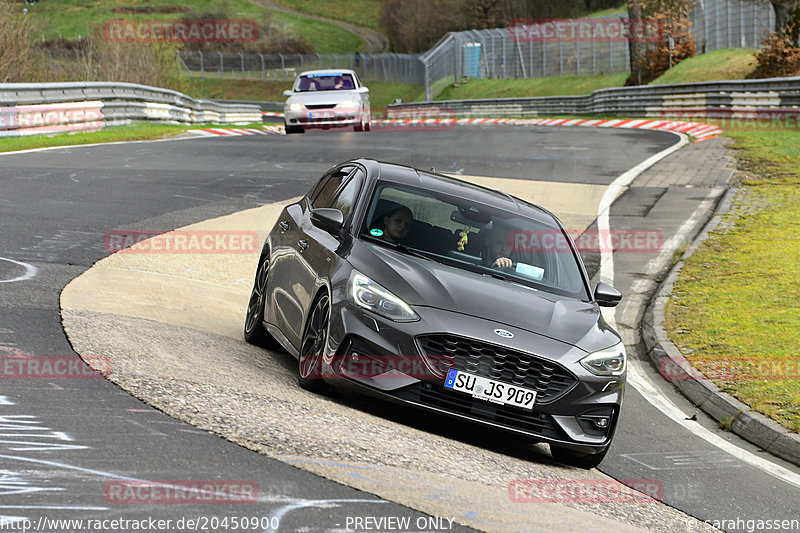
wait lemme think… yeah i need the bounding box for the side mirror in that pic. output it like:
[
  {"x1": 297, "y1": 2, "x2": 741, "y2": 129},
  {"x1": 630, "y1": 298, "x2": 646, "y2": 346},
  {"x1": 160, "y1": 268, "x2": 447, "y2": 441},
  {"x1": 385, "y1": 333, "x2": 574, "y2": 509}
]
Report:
[
  {"x1": 594, "y1": 282, "x2": 622, "y2": 308},
  {"x1": 357, "y1": 86, "x2": 369, "y2": 94},
  {"x1": 310, "y1": 208, "x2": 344, "y2": 233},
  {"x1": 283, "y1": 90, "x2": 293, "y2": 97}
]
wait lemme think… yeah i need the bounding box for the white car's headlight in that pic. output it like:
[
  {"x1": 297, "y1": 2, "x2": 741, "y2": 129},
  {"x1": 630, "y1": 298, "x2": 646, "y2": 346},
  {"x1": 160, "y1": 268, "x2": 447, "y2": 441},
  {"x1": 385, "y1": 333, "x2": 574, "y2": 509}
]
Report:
[
  {"x1": 580, "y1": 342, "x2": 626, "y2": 376},
  {"x1": 336, "y1": 99, "x2": 360, "y2": 110},
  {"x1": 348, "y1": 271, "x2": 418, "y2": 322},
  {"x1": 288, "y1": 102, "x2": 304, "y2": 111}
]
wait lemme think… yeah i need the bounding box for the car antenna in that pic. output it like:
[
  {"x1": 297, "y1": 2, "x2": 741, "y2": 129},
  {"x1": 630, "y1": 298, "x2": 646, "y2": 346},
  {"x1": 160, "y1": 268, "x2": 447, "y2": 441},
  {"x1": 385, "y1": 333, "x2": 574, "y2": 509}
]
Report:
[{"x1": 430, "y1": 167, "x2": 436, "y2": 173}]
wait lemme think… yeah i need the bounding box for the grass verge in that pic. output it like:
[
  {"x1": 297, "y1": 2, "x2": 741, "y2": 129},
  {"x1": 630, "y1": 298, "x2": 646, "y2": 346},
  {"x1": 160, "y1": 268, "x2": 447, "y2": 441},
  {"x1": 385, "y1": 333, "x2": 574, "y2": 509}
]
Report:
[
  {"x1": 24, "y1": 0, "x2": 364, "y2": 53},
  {"x1": 433, "y1": 49, "x2": 757, "y2": 101},
  {"x1": 0, "y1": 122, "x2": 219, "y2": 153},
  {"x1": 665, "y1": 123, "x2": 800, "y2": 433},
  {"x1": 270, "y1": 0, "x2": 381, "y2": 31},
  {"x1": 435, "y1": 74, "x2": 628, "y2": 100},
  {"x1": 651, "y1": 48, "x2": 757, "y2": 85}
]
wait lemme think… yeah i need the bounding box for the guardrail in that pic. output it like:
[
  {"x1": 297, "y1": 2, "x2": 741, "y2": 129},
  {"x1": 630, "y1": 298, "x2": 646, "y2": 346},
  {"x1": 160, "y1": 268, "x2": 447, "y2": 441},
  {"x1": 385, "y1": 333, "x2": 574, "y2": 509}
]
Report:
[
  {"x1": 389, "y1": 76, "x2": 800, "y2": 120},
  {"x1": 0, "y1": 81, "x2": 262, "y2": 137}
]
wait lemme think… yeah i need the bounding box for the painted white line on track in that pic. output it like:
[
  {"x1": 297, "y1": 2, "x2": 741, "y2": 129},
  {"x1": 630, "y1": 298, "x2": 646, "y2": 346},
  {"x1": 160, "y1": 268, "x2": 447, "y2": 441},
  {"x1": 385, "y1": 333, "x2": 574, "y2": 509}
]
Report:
[
  {"x1": 598, "y1": 137, "x2": 800, "y2": 489},
  {"x1": 597, "y1": 133, "x2": 689, "y2": 284},
  {"x1": 0, "y1": 257, "x2": 38, "y2": 284}
]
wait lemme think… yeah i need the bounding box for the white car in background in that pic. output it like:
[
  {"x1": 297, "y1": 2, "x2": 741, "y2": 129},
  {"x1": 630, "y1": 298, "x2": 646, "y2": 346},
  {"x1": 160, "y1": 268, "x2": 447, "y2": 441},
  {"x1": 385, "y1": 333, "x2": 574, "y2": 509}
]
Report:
[{"x1": 283, "y1": 69, "x2": 371, "y2": 134}]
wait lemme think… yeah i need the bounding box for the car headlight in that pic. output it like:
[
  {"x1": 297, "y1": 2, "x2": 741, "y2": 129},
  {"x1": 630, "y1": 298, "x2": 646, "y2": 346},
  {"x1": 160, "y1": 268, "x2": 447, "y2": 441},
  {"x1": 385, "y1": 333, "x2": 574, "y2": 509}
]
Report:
[
  {"x1": 336, "y1": 99, "x2": 360, "y2": 110},
  {"x1": 348, "y1": 271, "x2": 418, "y2": 322},
  {"x1": 288, "y1": 102, "x2": 304, "y2": 111},
  {"x1": 580, "y1": 342, "x2": 626, "y2": 376}
]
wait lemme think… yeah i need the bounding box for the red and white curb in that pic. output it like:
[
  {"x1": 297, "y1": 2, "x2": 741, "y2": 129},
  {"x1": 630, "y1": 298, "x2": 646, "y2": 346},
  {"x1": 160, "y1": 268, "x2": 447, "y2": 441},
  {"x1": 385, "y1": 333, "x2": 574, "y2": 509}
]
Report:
[
  {"x1": 375, "y1": 117, "x2": 722, "y2": 141},
  {"x1": 187, "y1": 117, "x2": 722, "y2": 142},
  {"x1": 190, "y1": 126, "x2": 284, "y2": 137}
]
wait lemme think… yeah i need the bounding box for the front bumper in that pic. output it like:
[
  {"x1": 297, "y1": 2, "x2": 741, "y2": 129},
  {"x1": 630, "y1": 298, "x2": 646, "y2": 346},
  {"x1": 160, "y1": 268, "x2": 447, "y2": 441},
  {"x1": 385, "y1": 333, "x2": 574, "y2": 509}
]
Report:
[
  {"x1": 284, "y1": 109, "x2": 363, "y2": 129},
  {"x1": 321, "y1": 301, "x2": 625, "y2": 454}
]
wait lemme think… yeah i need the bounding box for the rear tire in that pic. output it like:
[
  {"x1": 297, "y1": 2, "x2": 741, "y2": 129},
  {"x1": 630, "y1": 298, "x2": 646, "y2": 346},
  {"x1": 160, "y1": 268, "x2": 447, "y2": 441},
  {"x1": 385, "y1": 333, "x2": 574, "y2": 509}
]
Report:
[
  {"x1": 244, "y1": 253, "x2": 281, "y2": 349},
  {"x1": 297, "y1": 293, "x2": 331, "y2": 393},
  {"x1": 549, "y1": 445, "x2": 609, "y2": 469}
]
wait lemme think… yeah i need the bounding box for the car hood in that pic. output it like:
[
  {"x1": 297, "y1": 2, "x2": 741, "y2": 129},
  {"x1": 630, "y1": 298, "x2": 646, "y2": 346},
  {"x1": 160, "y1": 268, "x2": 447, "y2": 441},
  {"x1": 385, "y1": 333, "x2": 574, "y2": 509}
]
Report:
[
  {"x1": 348, "y1": 242, "x2": 618, "y2": 353},
  {"x1": 286, "y1": 90, "x2": 360, "y2": 106}
]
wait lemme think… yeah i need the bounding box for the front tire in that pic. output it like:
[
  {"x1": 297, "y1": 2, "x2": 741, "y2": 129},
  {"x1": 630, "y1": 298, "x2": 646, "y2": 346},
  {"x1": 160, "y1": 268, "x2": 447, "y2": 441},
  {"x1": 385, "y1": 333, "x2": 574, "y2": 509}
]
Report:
[
  {"x1": 244, "y1": 253, "x2": 280, "y2": 349},
  {"x1": 285, "y1": 123, "x2": 304, "y2": 134},
  {"x1": 297, "y1": 293, "x2": 331, "y2": 392}
]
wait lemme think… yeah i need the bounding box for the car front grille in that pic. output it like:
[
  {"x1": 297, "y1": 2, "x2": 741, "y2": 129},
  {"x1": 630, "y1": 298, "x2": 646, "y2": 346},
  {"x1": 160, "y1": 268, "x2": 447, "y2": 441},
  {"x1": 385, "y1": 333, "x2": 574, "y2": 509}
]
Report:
[
  {"x1": 305, "y1": 104, "x2": 336, "y2": 109},
  {"x1": 416, "y1": 334, "x2": 578, "y2": 404}
]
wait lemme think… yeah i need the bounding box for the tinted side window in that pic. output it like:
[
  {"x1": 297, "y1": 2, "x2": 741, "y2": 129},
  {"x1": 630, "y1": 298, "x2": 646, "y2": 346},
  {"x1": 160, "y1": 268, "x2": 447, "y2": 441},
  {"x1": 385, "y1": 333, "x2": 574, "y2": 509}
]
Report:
[
  {"x1": 312, "y1": 166, "x2": 354, "y2": 208},
  {"x1": 331, "y1": 168, "x2": 364, "y2": 222}
]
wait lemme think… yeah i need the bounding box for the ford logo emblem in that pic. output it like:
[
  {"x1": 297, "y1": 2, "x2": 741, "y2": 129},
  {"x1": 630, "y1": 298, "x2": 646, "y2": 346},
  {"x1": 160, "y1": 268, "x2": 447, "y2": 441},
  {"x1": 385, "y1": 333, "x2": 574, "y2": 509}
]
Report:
[{"x1": 494, "y1": 328, "x2": 514, "y2": 339}]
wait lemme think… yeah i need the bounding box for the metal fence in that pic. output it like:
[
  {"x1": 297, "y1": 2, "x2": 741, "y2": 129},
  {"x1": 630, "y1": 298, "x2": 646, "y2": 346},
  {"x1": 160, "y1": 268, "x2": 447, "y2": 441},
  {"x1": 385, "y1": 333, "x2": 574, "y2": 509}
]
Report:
[
  {"x1": 420, "y1": 23, "x2": 632, "y2": 101},
  {"x1": 178, "y1": 51, "x2": 425, "y2": 85},
  {"x1": 694, "y1": 0, "x2": 774, "y2": 53}
]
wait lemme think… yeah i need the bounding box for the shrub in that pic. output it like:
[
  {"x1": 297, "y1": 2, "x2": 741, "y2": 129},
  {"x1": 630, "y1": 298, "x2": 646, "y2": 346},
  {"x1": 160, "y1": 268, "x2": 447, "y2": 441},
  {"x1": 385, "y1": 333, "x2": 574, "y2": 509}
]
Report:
[
  {"x1": 0, "y1": 0, "x2": 48, "y2": 82},
  {"x1": 748, "y1": 27, "x2": 800, "y2": 78}
]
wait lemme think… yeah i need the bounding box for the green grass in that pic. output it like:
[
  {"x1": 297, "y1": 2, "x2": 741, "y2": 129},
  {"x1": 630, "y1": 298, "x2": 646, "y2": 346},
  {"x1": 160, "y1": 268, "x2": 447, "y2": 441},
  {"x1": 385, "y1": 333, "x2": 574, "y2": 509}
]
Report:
[
  {"x1": 25, "y1": 0, "x2": 266, "y2": 41},
  {"x1": 21, "y1": 0, "x2": 364, "y2": 53},
  {"x1": 665, "y1": 124, "x2": 800, "y2": 433},
  {"x1": 270, "y1": 0, "x2": 381, "y2": 31},
  {"x1": 270, "y1": 10, "x2": 364, "y2": 53},
  {"x1": 435, "y1": 74, "x2": 628, "y2": 100},
  {"x1": 186, "y1": 77, "x2": 422, "y2": 113},
  {"x1": 587, "y1": 5, "x2": 626, "y2": 17},
  {"x1": 651, "y1": 48, "x2": 758, "y2": 85},
  {"x1": 0, "y1": 122, "x2": 215, "y2": 153},
  {"x1": 434, "y1": 49, "x2": 758, "y2": 101}
]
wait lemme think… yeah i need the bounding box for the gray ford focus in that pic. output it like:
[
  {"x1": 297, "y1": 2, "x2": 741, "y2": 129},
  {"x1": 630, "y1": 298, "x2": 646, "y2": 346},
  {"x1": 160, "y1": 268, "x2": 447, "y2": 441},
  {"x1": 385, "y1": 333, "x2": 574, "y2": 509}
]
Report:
[{"x1": 245, "y1": 159, "x2": 625, "y2": 468}]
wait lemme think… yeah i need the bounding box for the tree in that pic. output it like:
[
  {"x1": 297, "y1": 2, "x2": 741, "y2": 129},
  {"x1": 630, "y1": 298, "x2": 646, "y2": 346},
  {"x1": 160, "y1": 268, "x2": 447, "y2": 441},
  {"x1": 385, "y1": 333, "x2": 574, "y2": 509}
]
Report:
[
  {"x1": 625, "y1": 0, "x2": 695, "y2": 85},
  {"x1": 625, "y1": 0, "x2": 647, "y2": 85},
  {"x1": 769, "y1": 0, "x2": 800, "y2": 44}
]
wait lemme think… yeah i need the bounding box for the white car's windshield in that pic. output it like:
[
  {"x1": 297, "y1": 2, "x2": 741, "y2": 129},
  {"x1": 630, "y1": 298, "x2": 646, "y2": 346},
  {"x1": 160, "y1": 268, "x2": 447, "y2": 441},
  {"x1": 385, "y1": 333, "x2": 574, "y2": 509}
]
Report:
[
  {"x1": 295, "y1": 73, "x2": 355, "y2": 92},
  {"x1": 361, "y1": 183, "x2": 589, "y2": 300}
]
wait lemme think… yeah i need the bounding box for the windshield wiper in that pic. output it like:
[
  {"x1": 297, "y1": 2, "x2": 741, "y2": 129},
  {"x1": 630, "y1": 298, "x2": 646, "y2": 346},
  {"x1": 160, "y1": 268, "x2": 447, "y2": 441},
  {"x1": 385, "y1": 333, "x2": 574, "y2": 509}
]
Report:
[{"x1": 366, "y1": 237, "x2": 434, "y2": 261}]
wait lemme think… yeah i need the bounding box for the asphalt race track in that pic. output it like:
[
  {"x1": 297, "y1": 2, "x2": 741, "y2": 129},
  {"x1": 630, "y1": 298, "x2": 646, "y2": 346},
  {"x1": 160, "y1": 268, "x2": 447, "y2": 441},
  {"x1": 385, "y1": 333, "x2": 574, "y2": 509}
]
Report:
[{"x1": 2, "y1": 126, "x2": 799, "y2": 532}]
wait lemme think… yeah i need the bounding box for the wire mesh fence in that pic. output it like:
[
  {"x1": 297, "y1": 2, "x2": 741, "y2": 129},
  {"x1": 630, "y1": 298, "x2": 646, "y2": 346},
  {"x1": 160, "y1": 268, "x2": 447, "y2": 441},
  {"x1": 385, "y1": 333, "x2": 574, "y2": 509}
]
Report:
[
  {"x1": 693, "y1": 0, "x2": 774, "y2": 53},
  {"x1": 177, "y1": 51, "x2": 425, "y2": 85},
  {"x1": 419, "y1": 21, "x2": 632, "y2": 101}
]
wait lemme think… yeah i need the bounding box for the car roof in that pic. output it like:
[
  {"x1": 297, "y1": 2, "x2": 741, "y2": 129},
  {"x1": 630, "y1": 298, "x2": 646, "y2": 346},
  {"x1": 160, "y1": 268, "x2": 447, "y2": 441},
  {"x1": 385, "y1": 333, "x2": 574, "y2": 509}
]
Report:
[
  {"x1": 353, "y1": 159, "x2": 560, "y2": 225},
  {"x1": 298, "y1": 69, "x2": 358, "y2": 77}
]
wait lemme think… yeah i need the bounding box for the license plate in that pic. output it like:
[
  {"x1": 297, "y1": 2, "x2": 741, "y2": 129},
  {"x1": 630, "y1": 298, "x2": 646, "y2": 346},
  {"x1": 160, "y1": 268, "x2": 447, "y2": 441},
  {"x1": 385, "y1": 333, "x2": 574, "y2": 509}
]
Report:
[
  {"x1": 444, "y1": 369, "x2": 536, "y2": 409},
  {"x1": 309, "y1": 111, "x2": 334, "y2": 119}
]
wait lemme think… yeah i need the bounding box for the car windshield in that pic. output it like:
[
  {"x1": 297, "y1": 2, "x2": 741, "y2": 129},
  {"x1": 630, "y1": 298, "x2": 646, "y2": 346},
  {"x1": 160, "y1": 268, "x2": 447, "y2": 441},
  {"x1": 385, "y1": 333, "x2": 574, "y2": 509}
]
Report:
[
  {"x1": 295, "y1": 73, "x2": 355, "y2": 92},
  {"x1": 360, "y1": 182, "x2": 589, "y2": 300}
]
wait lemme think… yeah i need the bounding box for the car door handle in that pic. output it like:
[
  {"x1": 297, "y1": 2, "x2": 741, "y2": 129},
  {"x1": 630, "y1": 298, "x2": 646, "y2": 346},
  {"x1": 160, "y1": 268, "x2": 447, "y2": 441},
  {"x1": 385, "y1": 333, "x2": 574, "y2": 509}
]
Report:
[
  {"x1": 297, "y1": 239, "x2": 309, "y2": 251},
  {"x1": 279, "y1": 221, "x2": 290, "y2": 232}
]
